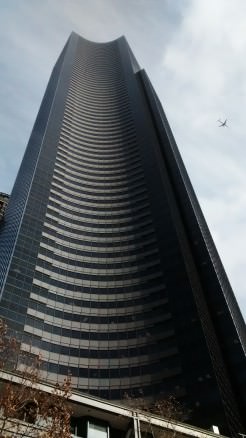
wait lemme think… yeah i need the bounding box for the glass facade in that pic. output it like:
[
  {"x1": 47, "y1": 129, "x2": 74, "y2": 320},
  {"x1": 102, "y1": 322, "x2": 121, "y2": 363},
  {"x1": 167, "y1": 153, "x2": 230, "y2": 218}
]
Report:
[{"x1": 0, "y1": 33, "x2": 245, "y2": 436}]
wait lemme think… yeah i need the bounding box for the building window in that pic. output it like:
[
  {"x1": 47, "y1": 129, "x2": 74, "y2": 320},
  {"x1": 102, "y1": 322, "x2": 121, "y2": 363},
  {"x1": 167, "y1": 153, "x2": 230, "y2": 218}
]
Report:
[{"x1": 87, "y1": 420, "x2": 109, "y2": 438}]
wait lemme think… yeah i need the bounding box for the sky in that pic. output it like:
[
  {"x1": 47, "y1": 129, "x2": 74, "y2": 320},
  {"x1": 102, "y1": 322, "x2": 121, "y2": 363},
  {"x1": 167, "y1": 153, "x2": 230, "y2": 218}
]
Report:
[{"x1": 0, "y1": 0, "x2": 245, "y2": 319}]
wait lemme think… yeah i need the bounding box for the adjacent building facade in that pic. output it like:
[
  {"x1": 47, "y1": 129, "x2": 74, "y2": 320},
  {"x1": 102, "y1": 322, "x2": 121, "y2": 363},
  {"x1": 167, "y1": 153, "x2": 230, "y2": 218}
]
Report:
[
  {"x1": 0, "y1": 371, "x2": 231, "y2": 438},
  {"x1": 0, "y1": 369, "x2": 229, "y2": 438},
  {"x1": 0, "y1": 33, "x2": 245, "y2": 436}
]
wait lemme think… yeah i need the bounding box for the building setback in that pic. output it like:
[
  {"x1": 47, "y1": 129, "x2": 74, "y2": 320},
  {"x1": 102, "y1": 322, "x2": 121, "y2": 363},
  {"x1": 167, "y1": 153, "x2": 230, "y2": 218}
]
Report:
[{"x1": 0, "y1": 33, "x2": 245, "y2": 436}]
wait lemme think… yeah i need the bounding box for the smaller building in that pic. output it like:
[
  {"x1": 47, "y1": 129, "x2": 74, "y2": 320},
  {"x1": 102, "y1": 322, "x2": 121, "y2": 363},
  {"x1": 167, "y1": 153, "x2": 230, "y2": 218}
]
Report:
[
  {"x1": 0, "y1": 192, "x2": 9, "y2": 222},
  {"x1": 0, "y1": 370, "x2": 227, "y2": 438}
]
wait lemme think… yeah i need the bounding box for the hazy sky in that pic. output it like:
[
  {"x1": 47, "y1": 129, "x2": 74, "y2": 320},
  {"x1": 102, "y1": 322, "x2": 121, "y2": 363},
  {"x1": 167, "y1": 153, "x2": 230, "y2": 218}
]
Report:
[{"x1": 0, "y1": 0, "x2": 245, "y2": 318}]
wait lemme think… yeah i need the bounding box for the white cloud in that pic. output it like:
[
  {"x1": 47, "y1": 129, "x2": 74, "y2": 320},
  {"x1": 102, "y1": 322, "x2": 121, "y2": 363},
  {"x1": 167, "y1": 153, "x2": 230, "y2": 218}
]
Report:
[{"x1": 156, "y1": 0, "x2": 246, "y2": 317}]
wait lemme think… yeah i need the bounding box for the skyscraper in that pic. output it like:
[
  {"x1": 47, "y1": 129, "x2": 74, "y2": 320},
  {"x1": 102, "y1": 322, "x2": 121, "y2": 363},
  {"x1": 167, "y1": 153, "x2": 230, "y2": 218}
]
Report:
[{"x1": 0, "y1": 33, "x2": 245, "y2": 435}]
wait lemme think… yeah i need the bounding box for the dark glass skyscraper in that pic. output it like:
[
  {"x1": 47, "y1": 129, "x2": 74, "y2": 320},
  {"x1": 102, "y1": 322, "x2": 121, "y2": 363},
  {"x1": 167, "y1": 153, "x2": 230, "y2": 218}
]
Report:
[{"x1": 0, "y1": 33, "x2": 245, "y2": 436}]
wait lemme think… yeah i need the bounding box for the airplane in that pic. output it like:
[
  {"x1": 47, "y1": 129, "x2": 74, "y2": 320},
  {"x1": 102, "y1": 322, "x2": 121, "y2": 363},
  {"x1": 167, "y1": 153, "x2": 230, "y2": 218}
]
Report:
[{"x1": 217, "y1": 118, "x2": 228, "y2": 127}]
